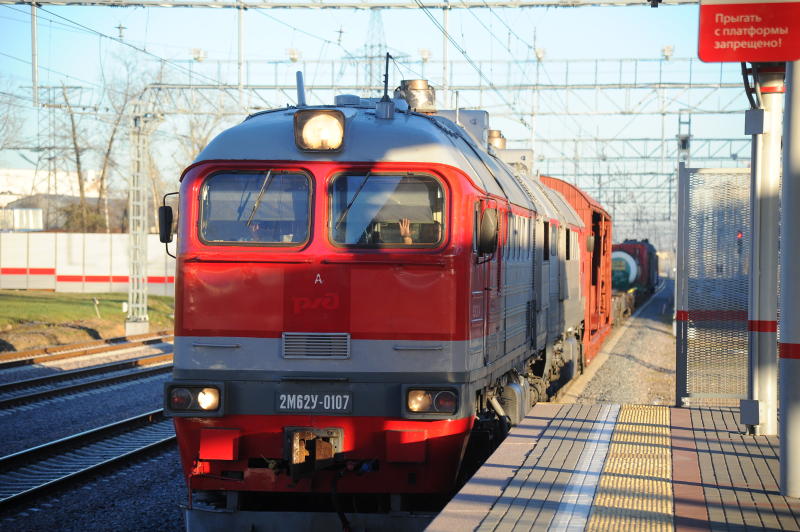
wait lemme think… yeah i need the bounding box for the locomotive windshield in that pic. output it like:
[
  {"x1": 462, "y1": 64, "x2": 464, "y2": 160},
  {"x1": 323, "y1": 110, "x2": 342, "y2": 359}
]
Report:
[
  {"x1": 199, "y1": 171, "x2": 311, "y2": 245},
  {"x1": 330, "y1": 174, "x2": 444, "y2": 247}
]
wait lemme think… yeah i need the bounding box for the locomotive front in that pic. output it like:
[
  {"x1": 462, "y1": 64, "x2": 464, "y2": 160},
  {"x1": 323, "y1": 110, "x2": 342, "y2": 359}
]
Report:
[{"x1": 163, "y1": 98, "x2": 487, "y2": 520}]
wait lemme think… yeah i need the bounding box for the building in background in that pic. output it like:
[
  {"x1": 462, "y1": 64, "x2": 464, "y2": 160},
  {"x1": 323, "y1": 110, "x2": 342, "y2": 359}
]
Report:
[
  {"x1": 0, "y1": 167, "x2": 100, "y2": 207},
  {"x1": 0, "y1": 168, "x2": 129, "y2": 232},
  {"x1": 0, "y1": 208, "x2": 43, "y2": 231}
]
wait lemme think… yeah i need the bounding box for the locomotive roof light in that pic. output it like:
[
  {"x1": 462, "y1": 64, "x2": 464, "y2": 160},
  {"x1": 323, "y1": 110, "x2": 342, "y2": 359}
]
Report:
[
  {"x1": 488, "y1": 129, "x2": 507, "y2": 150},
  {"x1": 394, "y1": 79, "x2": 436, "y2": 113},
  {"x1": 294, "y1": 109, "x2": 345, "y2": 151}
]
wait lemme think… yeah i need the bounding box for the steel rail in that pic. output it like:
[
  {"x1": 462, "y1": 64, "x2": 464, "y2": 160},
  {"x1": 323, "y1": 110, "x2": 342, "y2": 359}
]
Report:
[
  {"x1": 0, "y1": 361, "x2": 174, "y2": 409},
  {"x1": 0, "y1": 352, "x2": 173, "y2": 394},
  {"x1": 0, "y1": 410, "x2": 175, "y2": 510},
  {"x1": 0, "y1": 353, "x2": 172, "y2": 400},
  {"x1": 0, "y1": 332, "x2": 174, "y2": 369}
]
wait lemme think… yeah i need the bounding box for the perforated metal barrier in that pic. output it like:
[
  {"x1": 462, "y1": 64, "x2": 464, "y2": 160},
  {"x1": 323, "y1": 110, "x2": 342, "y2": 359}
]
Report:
[{"x1": 676, "y1": 166, "x2": 751, "y2": 406}]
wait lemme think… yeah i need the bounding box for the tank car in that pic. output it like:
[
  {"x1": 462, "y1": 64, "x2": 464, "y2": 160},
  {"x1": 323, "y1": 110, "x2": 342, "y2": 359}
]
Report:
[
  {"x1": 612, "y1": 239, "x2": 659, "y2": 302},
  {"x1": 159, "y1": 78, "x2": 612, "y2": 530}
]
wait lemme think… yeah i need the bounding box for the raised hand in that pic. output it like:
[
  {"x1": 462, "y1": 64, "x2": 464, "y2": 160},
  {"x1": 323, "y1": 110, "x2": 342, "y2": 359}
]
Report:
[{"x1": 399, "y1": 218, "x2": 412, "y2": 244}]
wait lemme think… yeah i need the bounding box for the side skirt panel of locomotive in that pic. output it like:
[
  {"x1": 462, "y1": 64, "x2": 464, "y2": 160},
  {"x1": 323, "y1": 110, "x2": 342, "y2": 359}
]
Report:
[{"x1": 161, "y1": 81, "x2": 611, "y2": 528}]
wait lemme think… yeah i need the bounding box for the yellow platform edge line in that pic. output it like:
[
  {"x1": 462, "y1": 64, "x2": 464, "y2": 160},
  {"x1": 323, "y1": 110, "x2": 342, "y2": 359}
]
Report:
[{"x1": 586, "y1": 405, "x2": 673, "y2": 532}]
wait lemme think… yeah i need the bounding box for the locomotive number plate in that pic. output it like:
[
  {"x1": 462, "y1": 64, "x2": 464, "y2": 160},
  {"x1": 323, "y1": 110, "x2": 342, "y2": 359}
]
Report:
[{"x1": 276, "y1": 393, "x2": 352, "y2": 414}]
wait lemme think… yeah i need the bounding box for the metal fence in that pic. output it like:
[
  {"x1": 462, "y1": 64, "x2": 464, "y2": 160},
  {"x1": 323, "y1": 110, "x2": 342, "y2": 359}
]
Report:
[
  {"x1": 0, "y1": 232, "x2": 175, "y2": 296},
  {"x1": 676, "y1": 165, "x2": 751, "y2": 406}
]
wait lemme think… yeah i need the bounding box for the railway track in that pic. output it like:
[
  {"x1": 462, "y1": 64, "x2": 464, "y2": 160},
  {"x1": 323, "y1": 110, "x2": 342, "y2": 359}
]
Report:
[
  {"x1": 0, "y1": 331, "x2": 174, "y2": 370},
  {"x1": 0, "y1": 354, "x2": 174, "y2": 409},
  {"x1": 0, "y1": 410, "x2": 175, "y2": 511}
]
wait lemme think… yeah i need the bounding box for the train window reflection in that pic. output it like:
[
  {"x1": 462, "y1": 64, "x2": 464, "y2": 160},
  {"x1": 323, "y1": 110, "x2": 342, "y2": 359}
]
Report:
[
  {"x1": 200, "y1": 172, "x2": 310, "y2": 245},
  {"x1": 330, "y1": 174, "x2": 444, "y2": 247}
]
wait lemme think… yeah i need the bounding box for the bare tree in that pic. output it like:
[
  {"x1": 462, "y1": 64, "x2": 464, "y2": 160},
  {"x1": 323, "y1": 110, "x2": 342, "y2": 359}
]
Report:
[
  {"x1": 154, "y1": 109, "x2": 226, "y2": 228},
  {"x1": 95, "y1": 56, "x2": 145, "y2": 232},
  {"x1": 172, "y1": 111, "x2": 226, "y2": 169},
  {"x1": 61, "y1": 83, "x2": 89, "y2": 231},
  {"x1": 0, "y1": 77, "x2": 25, "y2": 151}
]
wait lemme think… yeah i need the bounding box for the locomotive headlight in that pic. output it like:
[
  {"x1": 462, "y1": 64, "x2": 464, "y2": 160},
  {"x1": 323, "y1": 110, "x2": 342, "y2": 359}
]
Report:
[
  {"x1": 165, "y1": 383, "x2": 222, "y2": 415},
  {"x1": 294, "y1": 110, "x2": 345, "y2": 151},
  {"x1": 166, "y1": 384, "x2": 223, "y2": 415},
  {"x1": 197, "y1": 387, "x2": 220, "y2": 411},
  {"x1": 170, "y1": 387, "x2": 193, "y2": 410},
  {"x1": 407, "y1": 388, "x2": 459, "y2": 414},
  {"x1": 407, "y1": 390, "x2": 433, "y2": 412}
]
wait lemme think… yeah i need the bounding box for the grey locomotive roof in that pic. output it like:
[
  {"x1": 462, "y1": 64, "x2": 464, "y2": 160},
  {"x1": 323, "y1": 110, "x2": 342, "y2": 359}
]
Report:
[
  {"x1": 195, "y1": 105, "x2": 566, "y2": 222},
  {"x1": 523, "y1": 178, "x2": 559, "y2": 221},
  {"x1": 540, "y1": 185, "x2": 584, "y2": 228}
]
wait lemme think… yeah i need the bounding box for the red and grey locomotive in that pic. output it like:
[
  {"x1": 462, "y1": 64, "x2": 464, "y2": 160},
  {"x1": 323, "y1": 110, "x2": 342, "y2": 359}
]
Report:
[{"x1": 160, "y1": 78, "x2": 613, "y2": 529}]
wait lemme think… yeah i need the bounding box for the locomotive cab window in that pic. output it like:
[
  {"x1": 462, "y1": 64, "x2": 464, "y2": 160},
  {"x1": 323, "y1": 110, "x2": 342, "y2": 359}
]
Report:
[
  {"x1": 551, "y1": 224, "x2": 558, "y2": 258},
  {"x1": 543, "y1": 221, "x2": 550, "y2": 261},
  {"x1": 566, "y1": 228, "x2": 571, "y2": 261},
  {"x1": 199, "y1": 171, "x2": 311, "y2": 245},
  {"x1": 330, "y1": 174, "x2": 444, "y2": 247}
]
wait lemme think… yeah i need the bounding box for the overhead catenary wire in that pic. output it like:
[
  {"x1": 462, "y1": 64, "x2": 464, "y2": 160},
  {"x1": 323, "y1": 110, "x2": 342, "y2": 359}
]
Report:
[
  {"x1": 0, "y1": 49, "x2": 102, "y2": 88},
  {"x1": 412, "y1": 0, "x2": 530, "y2": 128},
  {"x1": 459, "y1": 0, "x2": 533, "y2": 84},
  {"x1": 1, "y1": 4, "x2": 226, "y2": 57},
  {"x1": 254, "y1": 9, "x2": 359, "y2": 62},
  {"x1": 481, "y1": 0, "x2": 533, "y2": 53},
  {"x1": 25, "y1": 5, "x2": 244, "y2": 102}
]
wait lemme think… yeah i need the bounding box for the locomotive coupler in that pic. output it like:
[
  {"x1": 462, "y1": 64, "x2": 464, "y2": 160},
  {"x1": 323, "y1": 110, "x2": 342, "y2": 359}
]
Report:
[{"x1": 285, "y1": 427, "x2": 344, "y2": 482}]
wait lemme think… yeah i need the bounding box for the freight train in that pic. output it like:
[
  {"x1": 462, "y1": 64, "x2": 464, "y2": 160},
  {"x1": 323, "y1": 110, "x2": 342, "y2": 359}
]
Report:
[
  {"x1": 612, "y1": 239, "x2": 659, "y2": 306},
  {"x1": 159, "y1": 77, "x2": 615, "y2": 530}
]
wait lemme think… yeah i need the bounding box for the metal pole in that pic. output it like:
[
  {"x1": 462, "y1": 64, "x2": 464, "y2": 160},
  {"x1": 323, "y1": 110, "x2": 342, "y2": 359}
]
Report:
[
  {"x1": 780, "y1": 60, "x2": 800, "y2": 498},
  {"x1": 31, "y1": 3, "x2": 38, "y2": 108},
  {"x1": 675, "y1": 162, "x2": 689, "y2": 407},
  {"x1": 126, "y1": 111, "x2": 150, "y2": 335},
  {"x1": 744, "y1": 65, "x2": 784, "y2": 436},
  {"x1": 237, "y1": 3, "x2": 244, "y2": 103},
  {"x1": 442, "y1": 4, "x2": 449, "y2": 108}
]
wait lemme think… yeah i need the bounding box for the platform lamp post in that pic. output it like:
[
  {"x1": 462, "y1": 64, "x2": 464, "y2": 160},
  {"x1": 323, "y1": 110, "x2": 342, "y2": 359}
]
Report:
[{"x1": 780, "y1": 60, "x2": 800, "y2": 499}]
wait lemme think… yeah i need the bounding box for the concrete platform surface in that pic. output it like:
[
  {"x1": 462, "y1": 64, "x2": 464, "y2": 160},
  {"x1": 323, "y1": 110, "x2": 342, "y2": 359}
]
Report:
[{"x1": 428, "y1": 404, "x2": 800, "y2": 531}]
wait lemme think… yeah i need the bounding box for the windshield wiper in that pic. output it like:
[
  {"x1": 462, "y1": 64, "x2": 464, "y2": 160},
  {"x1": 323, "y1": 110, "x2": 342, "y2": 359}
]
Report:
[
  {"x1": 334, "y1": 173, "x2": 371, "y2": 231},
  {"x1": 245, "y1": 170, "x2": 273, "y2": 227}
]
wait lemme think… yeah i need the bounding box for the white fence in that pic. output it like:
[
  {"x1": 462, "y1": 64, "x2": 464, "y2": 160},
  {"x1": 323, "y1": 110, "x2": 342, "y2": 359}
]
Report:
[{"x1": 0, "y1": 232, "x2": 175, "y2": 296}]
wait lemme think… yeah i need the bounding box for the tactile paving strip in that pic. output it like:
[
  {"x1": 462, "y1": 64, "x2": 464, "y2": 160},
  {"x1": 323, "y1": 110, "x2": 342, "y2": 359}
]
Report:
[{"x1": 586, "y1": 405, "x2": 673, "y2": 531}]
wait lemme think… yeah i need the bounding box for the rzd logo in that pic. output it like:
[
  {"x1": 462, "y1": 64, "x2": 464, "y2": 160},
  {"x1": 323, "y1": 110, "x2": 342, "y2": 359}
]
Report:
[{"x1": 292, "y1": 293, "x2": 340, "y2": 314}]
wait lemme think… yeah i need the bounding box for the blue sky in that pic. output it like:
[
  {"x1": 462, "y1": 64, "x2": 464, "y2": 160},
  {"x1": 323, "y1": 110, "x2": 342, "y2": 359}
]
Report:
[
  {"x1": 0, "y1": 3, "x2": 742, "y2": 248},
  {"x1": 0, "y1": 2, "x2": 744, "y2": 179},
  {"x1": 0, "y1": 3, "x2": 706, "y2": 89}
]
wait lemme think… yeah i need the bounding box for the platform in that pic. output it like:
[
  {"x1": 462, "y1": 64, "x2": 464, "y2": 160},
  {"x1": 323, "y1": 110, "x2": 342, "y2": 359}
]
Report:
[{"x1": 428, "y1": 403, "x2": 800, "y2": 531}]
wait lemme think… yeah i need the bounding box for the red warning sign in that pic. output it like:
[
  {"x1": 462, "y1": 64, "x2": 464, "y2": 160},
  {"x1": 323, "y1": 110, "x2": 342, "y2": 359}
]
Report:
[{"x1": 698, "y1": 0, "x2": 800, "y2": 62}]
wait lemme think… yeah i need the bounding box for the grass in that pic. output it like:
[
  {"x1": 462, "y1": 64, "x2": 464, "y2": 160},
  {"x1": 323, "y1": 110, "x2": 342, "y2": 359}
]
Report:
[{"x1": 0, "y1": 290, "x2": 174, "y2": 351}]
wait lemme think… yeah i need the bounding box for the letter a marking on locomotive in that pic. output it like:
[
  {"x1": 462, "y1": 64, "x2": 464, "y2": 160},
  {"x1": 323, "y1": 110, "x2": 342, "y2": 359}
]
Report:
[{"x1": 315, "y1": 274, "x2": 323, "y2": 285}]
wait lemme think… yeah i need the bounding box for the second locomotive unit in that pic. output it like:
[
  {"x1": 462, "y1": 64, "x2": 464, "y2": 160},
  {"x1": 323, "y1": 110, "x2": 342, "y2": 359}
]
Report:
[{"x1": 160, "y1": 77, "x2": 613, "y2": 529}]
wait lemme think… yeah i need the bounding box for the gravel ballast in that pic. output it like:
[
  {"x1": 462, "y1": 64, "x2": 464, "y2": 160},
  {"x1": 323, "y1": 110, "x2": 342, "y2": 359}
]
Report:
[
  {"x1": 0, "y1": 373, "x2": 170, "y2": 456},
  {"x1": 576, "y1": 279, "x2": 676, "y2": 405},
  {"x1": 0, "y1": 447, "x2": 186, "y2": 532}
]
